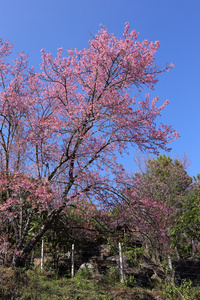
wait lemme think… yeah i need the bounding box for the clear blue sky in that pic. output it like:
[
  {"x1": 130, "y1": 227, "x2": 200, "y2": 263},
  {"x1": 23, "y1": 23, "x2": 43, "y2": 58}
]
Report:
[{"x1": 0, "y1": 0, "x2": 199, "y2": 177}]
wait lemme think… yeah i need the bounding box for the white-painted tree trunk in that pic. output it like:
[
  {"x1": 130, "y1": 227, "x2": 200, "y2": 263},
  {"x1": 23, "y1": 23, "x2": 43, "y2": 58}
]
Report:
[
  {"x1": 41, "y1": 239, "x2": 44, "y2": 271},
  {"x1": 168, "y1": 254, "x2": 174, "y2": 285},
  {"x1": 168, "y1": 255, "x2": 172, "y2": 270},
  {"x1": 119, "y1": 242, "x2": 125, "y2": 283},
  {"x1": 192, "y1": 239, "x2": 195, "y2": 256},
  {"x1": 71, "y1": 244, "x2": 75, "y2": 278}
]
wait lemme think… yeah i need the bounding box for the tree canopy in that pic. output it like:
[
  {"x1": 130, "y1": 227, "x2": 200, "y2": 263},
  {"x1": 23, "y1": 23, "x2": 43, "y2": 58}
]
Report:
[{"x1": 0, "y1": 24, "x2": 178, "y2": 266}]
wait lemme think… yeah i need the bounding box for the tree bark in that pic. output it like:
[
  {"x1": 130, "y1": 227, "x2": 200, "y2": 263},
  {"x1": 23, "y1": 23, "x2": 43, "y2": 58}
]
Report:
[
  {"x1": 71, "y1": 244, "x2": 75, "y2": 278},
  {"x1": 119, "y1": 242, "x2": 125, "y2": 283},
  {"x1": 41, "y1": 239, "x2": 44, "y2": 271},
  {"x1": 13, "y1": 203, "x2": 66, "y2": 267}
]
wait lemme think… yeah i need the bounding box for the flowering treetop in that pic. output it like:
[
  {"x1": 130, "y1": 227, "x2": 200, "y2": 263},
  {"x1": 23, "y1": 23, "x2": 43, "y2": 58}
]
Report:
[{"x1": 0, "y1": 24, "x2": 178, "y2": 265}]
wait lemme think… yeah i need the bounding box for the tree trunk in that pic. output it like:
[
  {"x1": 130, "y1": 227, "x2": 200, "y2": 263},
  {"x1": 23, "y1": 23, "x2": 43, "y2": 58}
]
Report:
[
  {"x1": 119, "y1": 242, "x2": 125, "y2": 283},
  {"x1": 41, "y1": 239, "x2": 44, "y2": 271},
  {"x1": 13, "y1": 203, "x2": 66, "y2": 267},
  {"x1": 71, "y1": 244, "x2": 75, "y2": 278}
]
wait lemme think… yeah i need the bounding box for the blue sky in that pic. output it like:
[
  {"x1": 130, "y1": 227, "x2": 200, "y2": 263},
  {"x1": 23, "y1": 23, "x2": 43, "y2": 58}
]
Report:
[{"x1": 0, "y1": 0, "x2": 199, "y2": 177}]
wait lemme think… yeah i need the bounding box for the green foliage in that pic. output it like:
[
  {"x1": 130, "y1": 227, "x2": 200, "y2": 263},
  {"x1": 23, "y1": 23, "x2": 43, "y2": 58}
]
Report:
[
  {"x1": 2, "y1": 266, "x2": 200, "y2": 300},
  {"x1": 160, "y1": 279, "x2": 200, "y2": 300},
  {"x1": 106, "y1": 266, "x2": 120, "y2": 283},
  {"x1": 0, "y1": 268, "x2": 115, "y2": 299},
  {"x1": 125, "y1": 275, "x2": 137, "y2": 287},
  {"x1": 171, "y1": 185, "x2": 200, "y2": 257},
  {"x1": 179, "y1": 279, "x2": 193, "y2": 299},
  {"x1": 144, "y1": 155, "x2": 192, "y2": 204},
  {"x1": 106, "y1": 237, "x2": 120, "y2": 255},
  {"x1": 161, "y1": 282, "x2": 177, "y2": 300},
  {"x1": 136, "y1": 154, "x2": 192, "y2": 258},
  {"x1": 76, "y1": 266, "x2": 93, "y2": 280},
  {"x1": 125, "y1": 246, "x2": 144, "y2": 267}
]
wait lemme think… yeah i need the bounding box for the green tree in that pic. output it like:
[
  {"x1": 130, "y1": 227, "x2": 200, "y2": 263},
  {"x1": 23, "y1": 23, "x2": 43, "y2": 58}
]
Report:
[
  {"x1": 134, "y1": 155, "x2": 192, "y2": 259},
  {"x1": 171, "y1": 182, "x2": 200, "y2": 257},
  {"x1": 141, "y1": 155, "x2": 192, "y2": 206}
]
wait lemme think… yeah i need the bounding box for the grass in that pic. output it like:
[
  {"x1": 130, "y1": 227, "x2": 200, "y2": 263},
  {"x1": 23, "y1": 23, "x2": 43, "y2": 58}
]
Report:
[
  {"x1": 0, "y1": 267, "x2": 200, "y2": 299},
  {"x1": 0, "y1": 267, "x2": 160, "y2": 300}
]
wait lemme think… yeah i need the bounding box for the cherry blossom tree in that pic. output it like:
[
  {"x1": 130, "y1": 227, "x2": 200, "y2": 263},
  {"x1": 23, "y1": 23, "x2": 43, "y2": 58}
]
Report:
[{"x1": 0, "y1": 24, "x2": 178, "y2": 266}]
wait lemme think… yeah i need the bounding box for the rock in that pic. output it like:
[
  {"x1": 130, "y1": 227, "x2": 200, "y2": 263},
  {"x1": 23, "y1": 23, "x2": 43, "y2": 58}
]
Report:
[
  {"x1": 140, "y1": 262, "x2": 165, "y2": 280},
  {"x1": 57, "y1": 259, "x2": 71, "y2": 276},
  {"x1": 173, "y1": 257, "x2": 200, "y2": 286},
  {"x1": 78, "y1": 262, "x2": 100, "y2": 278},
  {"x1": 34, "y1": 257, "x2": 48, "y2": 267},
  {"x1": 140, "y1": 256, "x2": 166, "y2": 281}
]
